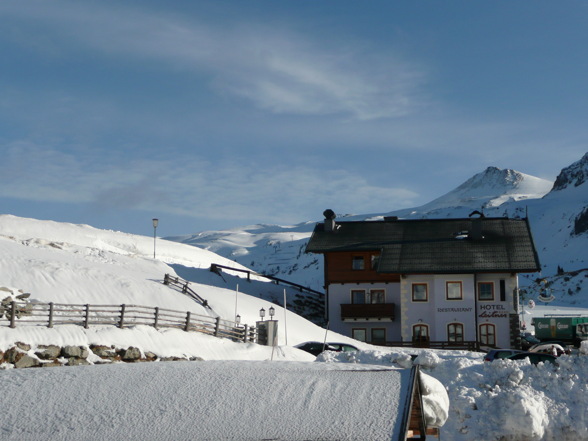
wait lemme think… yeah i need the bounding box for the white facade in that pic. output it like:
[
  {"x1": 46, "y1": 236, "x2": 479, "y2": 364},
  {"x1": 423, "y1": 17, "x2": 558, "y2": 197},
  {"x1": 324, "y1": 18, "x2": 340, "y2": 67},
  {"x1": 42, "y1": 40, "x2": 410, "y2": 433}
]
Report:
[{"x1": 327, "y1": 273, "x2": 519, "y2": 348}]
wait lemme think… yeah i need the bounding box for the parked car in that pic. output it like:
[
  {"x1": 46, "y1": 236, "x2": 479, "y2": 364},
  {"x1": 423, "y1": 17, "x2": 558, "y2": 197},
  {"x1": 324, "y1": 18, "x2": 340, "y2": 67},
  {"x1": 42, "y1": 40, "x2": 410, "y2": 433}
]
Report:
[
  {"x1": 520, "y1": 333, "x2": 541, "y2": 350},
  {"x1": 295, "y1": 341, "x2": 359, "y2": 357},
  {"x1": 528, "y1": 343, "x2": 566, "y2": 357},
  {"x1": 484, "y1": 349, "x2": 524, "y2": 362},
  {"x1": 507, "y1": 352, "x2": 558, "y2": 365},
  {"x1": 326, "y1": 343, "x2": 360, "y2": 353}
]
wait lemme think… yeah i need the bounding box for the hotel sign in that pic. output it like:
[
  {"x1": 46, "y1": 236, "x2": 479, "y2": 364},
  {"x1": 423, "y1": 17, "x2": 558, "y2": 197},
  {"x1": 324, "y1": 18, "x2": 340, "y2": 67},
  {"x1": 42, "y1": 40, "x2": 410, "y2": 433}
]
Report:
[{"x1": 478, "y1": 304, "x2": 508, "y2": 318}]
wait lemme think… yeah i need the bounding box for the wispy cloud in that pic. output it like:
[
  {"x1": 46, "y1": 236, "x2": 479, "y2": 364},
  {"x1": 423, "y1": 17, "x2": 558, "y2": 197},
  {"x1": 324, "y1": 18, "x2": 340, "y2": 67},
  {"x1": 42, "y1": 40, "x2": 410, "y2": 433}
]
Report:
[
  {"x1": 0, "y1": 1, "x2": 426, "y2": 120},
  {"x1": 0, "y1": 141, "x2": 419, "y2": 224}
]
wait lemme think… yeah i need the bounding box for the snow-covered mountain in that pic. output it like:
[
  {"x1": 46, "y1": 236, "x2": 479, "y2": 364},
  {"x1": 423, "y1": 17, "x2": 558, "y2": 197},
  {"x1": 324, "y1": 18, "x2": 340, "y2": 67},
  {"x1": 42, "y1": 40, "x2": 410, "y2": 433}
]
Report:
[
  {"x1": 2, "y1": 202, "x2": 588, "y2": 441},
  {"x1": 167, "y1": 154, "x2": 588, "y2": 308}
]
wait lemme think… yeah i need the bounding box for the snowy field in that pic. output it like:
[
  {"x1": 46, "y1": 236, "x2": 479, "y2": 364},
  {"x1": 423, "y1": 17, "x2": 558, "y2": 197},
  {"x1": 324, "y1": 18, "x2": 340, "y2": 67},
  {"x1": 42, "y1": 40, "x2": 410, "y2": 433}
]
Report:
[{"x1": 1, "y1": 214, "x2": 588, "y2": 440}]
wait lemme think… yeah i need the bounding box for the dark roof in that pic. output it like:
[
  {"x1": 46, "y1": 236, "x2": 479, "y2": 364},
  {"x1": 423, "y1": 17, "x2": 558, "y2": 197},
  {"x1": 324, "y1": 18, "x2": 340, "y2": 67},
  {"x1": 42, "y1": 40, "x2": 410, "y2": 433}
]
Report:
[{"x1": 305, "y1": 217, "x2": 541, "y2": 274}]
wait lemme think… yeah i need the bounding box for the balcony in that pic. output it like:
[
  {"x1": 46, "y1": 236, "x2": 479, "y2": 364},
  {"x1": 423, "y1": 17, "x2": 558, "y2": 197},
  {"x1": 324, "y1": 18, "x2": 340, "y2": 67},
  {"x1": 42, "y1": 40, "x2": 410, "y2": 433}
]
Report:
[{"x1": 340, "y1": 303, "x2": 395, "y2": 321}]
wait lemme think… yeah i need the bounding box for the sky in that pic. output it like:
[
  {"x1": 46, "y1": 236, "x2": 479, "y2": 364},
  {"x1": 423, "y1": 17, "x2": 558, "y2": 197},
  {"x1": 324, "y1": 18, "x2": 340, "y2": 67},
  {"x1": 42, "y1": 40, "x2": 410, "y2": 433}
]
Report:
[{"x1": 1, "y1": 1, "x2": 587, "y2": 237}]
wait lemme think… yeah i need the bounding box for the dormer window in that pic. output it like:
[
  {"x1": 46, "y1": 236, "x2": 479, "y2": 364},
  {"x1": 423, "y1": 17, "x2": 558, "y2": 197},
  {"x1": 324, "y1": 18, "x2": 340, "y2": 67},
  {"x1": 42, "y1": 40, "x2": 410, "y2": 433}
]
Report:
[{"x1": 352, "y1": 256, "x2": 365, "y2": 270}]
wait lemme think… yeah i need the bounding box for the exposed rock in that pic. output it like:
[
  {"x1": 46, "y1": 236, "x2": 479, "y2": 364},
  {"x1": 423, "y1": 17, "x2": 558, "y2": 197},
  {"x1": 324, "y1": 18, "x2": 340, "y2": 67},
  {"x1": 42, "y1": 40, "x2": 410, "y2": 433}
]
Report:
[
  {"x1": 573, "y1": 207, "x2": 588, "y2": 236},
  {"x1": 15, "y1": 354, "x2": 41, "y2": 369},
  {"x1": 4, "y1": 347, "x2": 25, "y2": 364},
  {"x1": 15, "y1": 342, "x2": 31, "y2": 351},
  {"x1": 36, "y1": 345, "x2": 61, "y2": 360},
  {"x1": 160, "y1": 356, "x2": 188, "y2": 362},
  {"x1": 144, "y1": 351, "x2": 158, "y2": 361},
  {"x1": 90, "y1": 345, "x2": 117, "y2": 359},
  {"x1": 122, "y1": 347, "x2": 142, "y2": 361},
  {"x1": 553, "y1": 152, "x2": 588, "y2": 190},
  {"x1": 190, "y1": 356, "x2": 204, "y2": 362},
  {"x1": 62, "y1": 345, "x2": 89, "y2": 359},
  {"x1": 67, "y1": 358, "x2": 91, "y2": 367},
  {"x1": 41, "y1": 360, "x2": 63, "y2": 368}
]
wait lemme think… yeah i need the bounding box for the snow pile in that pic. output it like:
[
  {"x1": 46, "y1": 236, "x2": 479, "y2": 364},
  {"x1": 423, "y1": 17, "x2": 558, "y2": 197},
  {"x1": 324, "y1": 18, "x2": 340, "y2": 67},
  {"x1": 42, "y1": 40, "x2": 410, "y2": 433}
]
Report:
[{"x1": 322, "y1": 348, "x2": 588, "y2": 441}]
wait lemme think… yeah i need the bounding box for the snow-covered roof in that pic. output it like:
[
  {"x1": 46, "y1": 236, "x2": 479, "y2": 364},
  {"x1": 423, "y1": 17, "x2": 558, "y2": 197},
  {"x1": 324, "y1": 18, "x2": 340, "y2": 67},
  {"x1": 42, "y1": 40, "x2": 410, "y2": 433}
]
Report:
[{"x1": 0, "y1": 360, "x2": 441, "y2": 441}]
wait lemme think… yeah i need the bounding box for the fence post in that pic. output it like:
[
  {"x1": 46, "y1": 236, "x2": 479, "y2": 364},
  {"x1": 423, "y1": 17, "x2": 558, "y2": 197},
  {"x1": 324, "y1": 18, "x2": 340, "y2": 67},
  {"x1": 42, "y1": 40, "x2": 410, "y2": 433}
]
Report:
[
  {"x1": 243, "y1": 324, "x2": 249, "y2": 342},
  {"x1": 214, "y1": 316, "x2": 221, "y2": 337},
  {"x1": 48, "y1": 302, "x2": 54, "y2": 328},
  {"x1": 119, "y1": 304, "x2": 126, "y2": 329},
  {"x1": 184, "y1": 311, "x2": 191, "y2": 331},
  {"x1": 163, "y1": 274, "x2": 169, "y2": 285},
  {"x1": 154, "y1": 307, "x2": 159, "y2": 329},
  {"x1": 9, "y1": 301, "x2": 16, "y2": 328},
  {"x1": 84, "y1": 304, "x2": 90, "y2": 329}
]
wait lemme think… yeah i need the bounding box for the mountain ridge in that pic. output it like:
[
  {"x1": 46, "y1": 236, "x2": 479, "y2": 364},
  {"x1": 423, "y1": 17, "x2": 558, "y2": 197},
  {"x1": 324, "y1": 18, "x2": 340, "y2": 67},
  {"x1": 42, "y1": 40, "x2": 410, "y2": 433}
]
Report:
[{"x1": 166, "y1": 156, "x2": 588, "y2": 307}]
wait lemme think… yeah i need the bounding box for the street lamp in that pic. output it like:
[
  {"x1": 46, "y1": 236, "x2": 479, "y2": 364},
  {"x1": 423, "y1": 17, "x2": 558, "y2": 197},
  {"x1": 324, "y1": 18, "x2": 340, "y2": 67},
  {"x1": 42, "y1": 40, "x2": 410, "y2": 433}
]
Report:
[
  {"x1": 152, "y1": 218, "x2": 159, "y2": 259},
  {"x1": 235, "y1": 314, "x2": 241, "y2": 326},
  {"x1": 269, "y1": 306, "x2": 275, "y2": 319},
  {"x1": 259, "y1": 308, "x2": 265, "y2": 321}
]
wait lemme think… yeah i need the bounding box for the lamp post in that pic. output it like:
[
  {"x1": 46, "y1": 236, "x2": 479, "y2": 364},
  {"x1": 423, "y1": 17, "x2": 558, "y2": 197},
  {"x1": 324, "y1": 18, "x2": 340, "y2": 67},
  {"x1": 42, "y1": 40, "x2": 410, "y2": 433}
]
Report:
[
  {"x1": 152, "y1": 218, "x2": 159, "y2": 259},
  {"x1": 269, "y1": 306, "x2": 275, "y2": 320},
  {"x1": 259, "y1": 308, "x2": 265, "y2": 322}
]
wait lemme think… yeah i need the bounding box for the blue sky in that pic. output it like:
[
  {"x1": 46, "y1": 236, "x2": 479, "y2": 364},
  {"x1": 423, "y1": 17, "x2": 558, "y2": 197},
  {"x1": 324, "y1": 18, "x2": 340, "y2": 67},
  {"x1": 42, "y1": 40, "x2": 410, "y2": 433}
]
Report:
[{"x1": 1, "y1": 1, "x2": 587, "y2": 237}]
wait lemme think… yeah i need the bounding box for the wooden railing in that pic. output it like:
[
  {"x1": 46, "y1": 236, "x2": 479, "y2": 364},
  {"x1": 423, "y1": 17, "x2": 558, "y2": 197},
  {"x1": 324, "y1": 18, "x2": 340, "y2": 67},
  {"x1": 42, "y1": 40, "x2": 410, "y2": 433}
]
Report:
[
  {"x1": 163, "y1": 273, "x2": 211, "y2": 309},
  {"x1": 0, "y1": 301, "x2": 257, "y2": 343},
  {"x1": 210, "y1": 263, "x2": 325, "y2": 299}
]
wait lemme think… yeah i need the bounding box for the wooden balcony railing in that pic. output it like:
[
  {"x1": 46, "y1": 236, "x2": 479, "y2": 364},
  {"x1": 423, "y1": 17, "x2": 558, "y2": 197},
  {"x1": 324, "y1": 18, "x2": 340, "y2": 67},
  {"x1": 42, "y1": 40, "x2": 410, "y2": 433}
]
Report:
[{"x1": 340, "y1": 303, "x2": 395, "y2": 320}]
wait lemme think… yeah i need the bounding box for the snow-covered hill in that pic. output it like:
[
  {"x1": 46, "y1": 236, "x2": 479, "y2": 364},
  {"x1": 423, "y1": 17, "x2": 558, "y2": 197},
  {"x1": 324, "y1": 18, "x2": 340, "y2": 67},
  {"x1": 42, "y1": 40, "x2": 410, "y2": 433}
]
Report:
[
  {"x1": 1, "y1": 212, "x2": 588, "y2": 441},
  {"x1": 0, "y1": 214, "x2": 331, "y2": 348},
  {"x1": 167, "y1": 154, "x2": 588, "y2": 309}
]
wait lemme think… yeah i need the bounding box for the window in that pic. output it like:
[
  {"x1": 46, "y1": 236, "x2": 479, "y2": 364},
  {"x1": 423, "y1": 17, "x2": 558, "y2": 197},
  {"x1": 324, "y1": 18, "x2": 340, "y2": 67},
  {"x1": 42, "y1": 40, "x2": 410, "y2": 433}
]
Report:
[
  {"x1": 480, "y1": 324, "x2": 496, "y2": 346},
  {"x1": 448, "y1": 323, "x2": 464, "y2": 342},
  {"x1": 369, "y1": 290, "x2": 385, "y2": 304},
  {"x1": 412, "y1": 324, "x2": 429, "y2": 343},
  {"x1": 371, "y1": 254, "x2": 380, "y2": 270},
  {"x1": 352, "y1": 256, "x2": 365, "y2": 270},
  {"x1": 412, "y1": 284, "x2": 428, "y2": 302},
  {"x1": 351, "y1": 290, "x2": 366, "y2": 304},
  {"x1": 352, "y1": 328, "x2": 366, "y2": 342},
  {"x1": 478, "y1": 282, "x2": 494, "y2": 301},
  {"x1": 500, "y1": 280, "x2": 506, "y2": 301},
  {"x1": 371, "y1": 328, "x2": 386, "y2": 345},
  {"x1": 446, "y1": 281, "x2": 463, "y2": 300}
]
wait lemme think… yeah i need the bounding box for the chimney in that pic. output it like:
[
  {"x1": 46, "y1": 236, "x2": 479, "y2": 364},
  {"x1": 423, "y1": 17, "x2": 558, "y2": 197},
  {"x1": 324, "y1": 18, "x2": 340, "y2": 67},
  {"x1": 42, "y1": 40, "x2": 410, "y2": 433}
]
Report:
[
  {"x1": 469, "y1": 210, "x2": 485, "y2": 240},
  {"x1": 323, "y1": 209, "x2": 337, "y2": 232}
]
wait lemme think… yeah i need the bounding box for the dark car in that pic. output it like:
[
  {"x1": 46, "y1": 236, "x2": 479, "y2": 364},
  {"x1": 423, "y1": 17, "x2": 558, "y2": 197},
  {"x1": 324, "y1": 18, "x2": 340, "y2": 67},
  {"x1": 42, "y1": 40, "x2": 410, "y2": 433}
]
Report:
[
  {"x1": 520, "y1": 333, "x2": 541, "y2": 350},
  {"x1": 295, "y1": 341, "x2": 359, "y2": 356},
  {"x1": 326, "y1": 343, "x2": 360, "y2": 353},
  {"x1": 484, "y1": 349, "x2": 524, "y2": 362},
  {"x1": 507, "y1": 352, "x2": 558, "y2": 365}
]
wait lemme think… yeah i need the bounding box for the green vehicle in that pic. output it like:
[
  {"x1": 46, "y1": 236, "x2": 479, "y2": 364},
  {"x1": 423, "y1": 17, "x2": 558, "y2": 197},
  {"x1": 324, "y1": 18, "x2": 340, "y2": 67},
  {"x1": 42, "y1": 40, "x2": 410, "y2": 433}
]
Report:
[{"x1": 532, "y1": 316, "x2": 588, "y2": 346}]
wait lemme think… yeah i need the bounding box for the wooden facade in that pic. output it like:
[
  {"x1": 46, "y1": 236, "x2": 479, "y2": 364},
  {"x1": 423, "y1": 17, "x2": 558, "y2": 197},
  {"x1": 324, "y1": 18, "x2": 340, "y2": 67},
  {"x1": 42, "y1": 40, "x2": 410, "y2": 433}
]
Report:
[{"x1": 325, "y1": 251, "x2": 401, "y2": 284}]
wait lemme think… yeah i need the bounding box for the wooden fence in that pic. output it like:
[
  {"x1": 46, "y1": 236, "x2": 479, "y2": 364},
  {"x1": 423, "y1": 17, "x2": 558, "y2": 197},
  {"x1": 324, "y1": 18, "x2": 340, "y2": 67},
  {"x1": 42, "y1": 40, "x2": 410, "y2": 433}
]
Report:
[{"x1": 0, "y1": 301, "x2": 257, "y2": 343}]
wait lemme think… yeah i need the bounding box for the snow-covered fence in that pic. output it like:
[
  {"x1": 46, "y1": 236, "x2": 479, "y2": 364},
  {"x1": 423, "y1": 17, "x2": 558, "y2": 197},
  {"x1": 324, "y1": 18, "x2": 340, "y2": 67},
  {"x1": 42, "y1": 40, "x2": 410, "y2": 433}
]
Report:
[{"x1": 0, "y1": 301, "x2": 257, "y2": 343}]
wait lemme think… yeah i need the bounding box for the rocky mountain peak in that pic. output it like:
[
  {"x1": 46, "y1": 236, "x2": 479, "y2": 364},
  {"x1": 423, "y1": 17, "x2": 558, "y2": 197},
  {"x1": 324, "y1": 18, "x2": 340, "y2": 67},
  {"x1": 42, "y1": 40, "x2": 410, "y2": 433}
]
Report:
[{"x1": 552, "y1": 152, "x2": 588, "y2": 191}]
